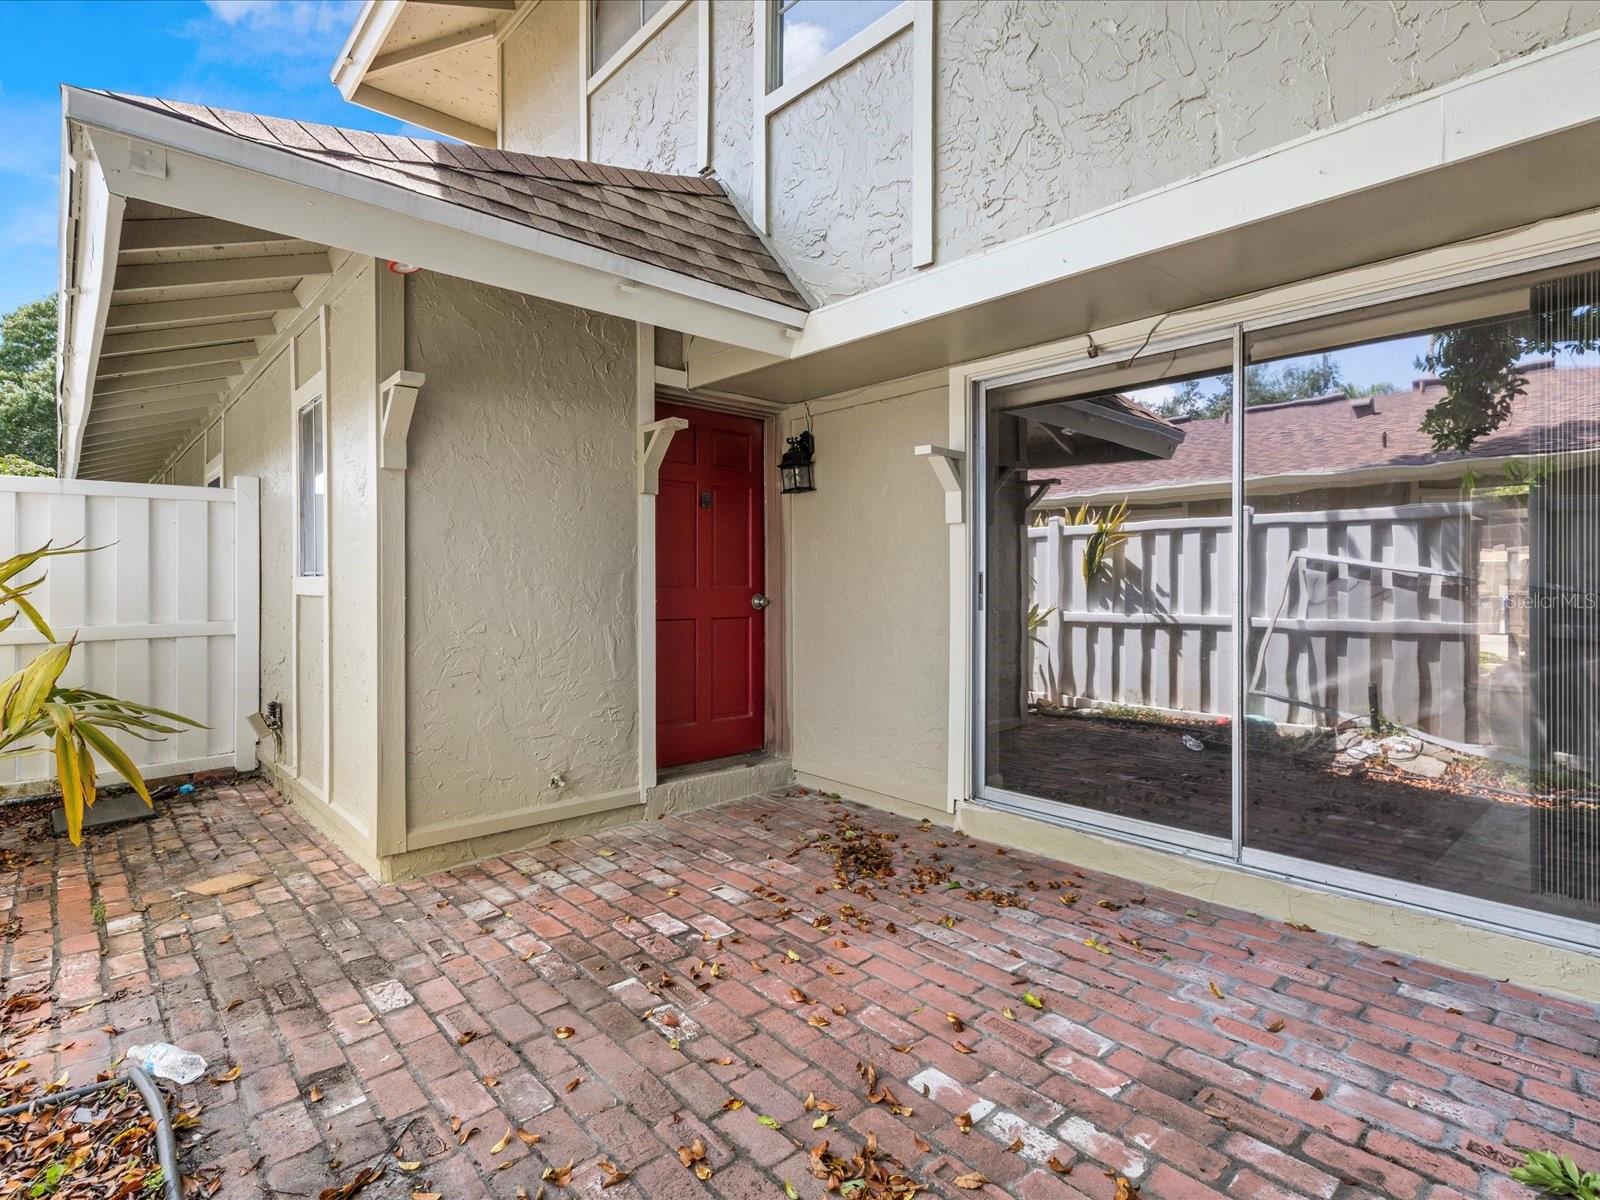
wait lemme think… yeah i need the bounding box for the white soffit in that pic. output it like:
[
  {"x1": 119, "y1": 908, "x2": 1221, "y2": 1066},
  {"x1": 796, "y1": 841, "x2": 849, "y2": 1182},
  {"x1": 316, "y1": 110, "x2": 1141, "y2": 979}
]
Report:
[
  {"x1": 331, "y1": 0, "x2": 502, "y2": 145},
  {"x1": 690, "y1": 32, "x2": 1600, "y2": 403}
]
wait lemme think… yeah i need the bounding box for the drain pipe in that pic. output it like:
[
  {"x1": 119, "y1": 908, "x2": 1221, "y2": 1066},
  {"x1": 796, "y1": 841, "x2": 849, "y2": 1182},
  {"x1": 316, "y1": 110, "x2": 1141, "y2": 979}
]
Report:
[{"x1": 0, "y1": 1067, "x2": 182, "y2": 1200}]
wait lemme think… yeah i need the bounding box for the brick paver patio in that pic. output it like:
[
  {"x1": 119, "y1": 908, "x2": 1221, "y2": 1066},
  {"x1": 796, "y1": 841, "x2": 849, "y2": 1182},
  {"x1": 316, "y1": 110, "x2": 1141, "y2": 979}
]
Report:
[{"x1": 1, "y1": 776, "x2": 1597, "y2": 1200}]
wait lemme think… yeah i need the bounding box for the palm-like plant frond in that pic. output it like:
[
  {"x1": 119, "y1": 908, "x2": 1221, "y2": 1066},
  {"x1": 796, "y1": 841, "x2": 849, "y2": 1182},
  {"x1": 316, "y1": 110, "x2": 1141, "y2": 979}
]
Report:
[{"x1": 0, "y1": 542, "x2": 204, "y2": 843}]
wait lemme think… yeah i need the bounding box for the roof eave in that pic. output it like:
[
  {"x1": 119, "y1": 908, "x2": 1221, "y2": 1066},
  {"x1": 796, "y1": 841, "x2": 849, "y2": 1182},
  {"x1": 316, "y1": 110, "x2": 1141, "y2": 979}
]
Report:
[{"x1": 60, "y1": 88, "x2": 805, "y2": 339}]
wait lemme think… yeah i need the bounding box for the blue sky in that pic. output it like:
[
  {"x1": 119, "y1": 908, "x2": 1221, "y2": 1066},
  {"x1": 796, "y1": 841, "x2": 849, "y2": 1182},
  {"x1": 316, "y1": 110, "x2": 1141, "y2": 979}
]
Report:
[{"x1": 0, "y1": 0, "x2": 411, "y2": 314}]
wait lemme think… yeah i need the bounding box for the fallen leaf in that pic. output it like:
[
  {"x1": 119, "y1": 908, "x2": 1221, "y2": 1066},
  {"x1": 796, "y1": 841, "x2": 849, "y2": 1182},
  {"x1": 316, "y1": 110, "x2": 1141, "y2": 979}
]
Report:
[
  {"x1": 722, "y1": 1097, "x2": 744, "y2": 1111},
  {"x1": 309, "y1": 1086, "x2": 324, "y2": 1103},
  {"x1": 554, "y1": 1026, "x2": 575, "y2": 1039},
  {"x1": 543, "y1": 1160, "x2": 574, "y2": 1187},
  {"x1": 210, "y1": 1065, "x2": 241, "y2": 1084},
  {"x1": 1310, "y1": 1086, "x2": 1325, "y2": 1101},
  {"x1": 455, "y1": 1030, "x2": 479, "y2": 1047},
  {"x1": 598, "y1": 1161, "x2": 629, "y2": 1188},
  {"x1": 564, "y1": 1076, "x2": 583, "y2": 1093},
  {"x1": 1047, "y1": 1156, "x2": 1072, "y2": 1174},
  {"x1": 757, "y1": 1114, "x2": 781, "y2": 1129},
  {"x1": 1265, "y1": 1019, "x2": 1286, "y2": 1033},
  {"x1": 953, "y1": 1041, "x2": 974, "y2": 1054},
  {"x1": 946, "y1": 1012, "x2": 965, "y2": 1033},
  {"x1": 953, "y1": 1170, "x2": 988, "y2": 1189},
  {"x1": 1208, "y1": 982, "x2": 1225, "y2": 1001},
  {"x1": 492, "y1": 1128, "x2": 513, "y2": 1154},
  {"x1": 516, "y1": 1128, "x2": 541, "y2": 1145},
  {"x1": 1022, "y1": 992, "x2": 1045, "y2": 1010}
]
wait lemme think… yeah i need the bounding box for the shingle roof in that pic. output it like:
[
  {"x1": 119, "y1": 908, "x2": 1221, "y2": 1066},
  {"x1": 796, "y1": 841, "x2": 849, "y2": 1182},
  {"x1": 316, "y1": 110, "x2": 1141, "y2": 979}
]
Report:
[
  {"x1": 1037, "y1": 363, "x2": 1600, "y2": 499},
  {"x1": 95, "y1": 91, "x2": 809, "y2": 311}
]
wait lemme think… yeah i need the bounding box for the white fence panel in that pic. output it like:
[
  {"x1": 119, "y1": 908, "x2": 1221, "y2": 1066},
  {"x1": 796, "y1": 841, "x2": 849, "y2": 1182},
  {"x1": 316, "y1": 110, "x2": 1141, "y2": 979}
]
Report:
[
  {"x1": 1030, "y1": 500, "x2": 1501, "y2": 741},
  {"x1": 0, "y1": 475, "x2": 258, "y2": 793}
]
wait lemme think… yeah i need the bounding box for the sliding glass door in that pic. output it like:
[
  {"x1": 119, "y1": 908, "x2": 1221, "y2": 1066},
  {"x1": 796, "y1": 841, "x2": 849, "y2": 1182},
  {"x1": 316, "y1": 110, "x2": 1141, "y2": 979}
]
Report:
[
  {"x1": 979, "y1": 340, "x2": 1236, "y2": 848},
  {"x1": 976, "y1": 261, "x2": 1600, "y2": 942}
]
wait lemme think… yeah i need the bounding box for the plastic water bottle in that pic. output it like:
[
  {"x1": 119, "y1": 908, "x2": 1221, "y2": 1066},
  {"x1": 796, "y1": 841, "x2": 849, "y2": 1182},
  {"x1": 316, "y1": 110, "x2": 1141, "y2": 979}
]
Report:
[{"x1": 125, "y1": 1043, "x2": 207, "y2": 1084}]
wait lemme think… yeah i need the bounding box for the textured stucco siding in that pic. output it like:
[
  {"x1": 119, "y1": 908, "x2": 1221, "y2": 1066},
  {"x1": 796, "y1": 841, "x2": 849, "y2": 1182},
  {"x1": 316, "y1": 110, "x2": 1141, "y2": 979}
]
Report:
[
  {"x1": 787, "y1": 379, "x2": 947, "y2": 809},
  {"x1": 933, "y1": 0, "x2": 1600, "y2": 265},
  {"x1": 403, "y1": 272, "x2": 638, "y2": 839},
  {"x1": 768, "y1": 29, "x2": 913, "y2": 306},
  {"x1": 709, "y1": 0, "x2": 755, "y2": 216},
  {"x1": 169, "y1": 439, "x2": 205, "y2": 486},
  {"x1": 589, "y1": 4, "x2": 699, "y2": 173},
  {"x1": 501, "y1": 0, "x2": 581, "y2": 157}
]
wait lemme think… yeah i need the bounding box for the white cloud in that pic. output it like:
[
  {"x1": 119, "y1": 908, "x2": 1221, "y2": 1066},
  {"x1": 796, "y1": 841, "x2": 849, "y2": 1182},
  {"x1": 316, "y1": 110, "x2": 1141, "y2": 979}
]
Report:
[
  {"x1": 781, "y1": 21, "x2": 831, "y2": 82},
  {"x1": 188, "y1": 0, "x2": 362, "y2": 64}
]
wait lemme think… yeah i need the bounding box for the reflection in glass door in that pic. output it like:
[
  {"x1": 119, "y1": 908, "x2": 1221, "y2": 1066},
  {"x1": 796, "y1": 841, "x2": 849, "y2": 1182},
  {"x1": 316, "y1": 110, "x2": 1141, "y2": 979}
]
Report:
[
  {"x1": 979, "y1": 347, "x2": 1235, "y2": 843},
  {"x1": 1241, "y1": 268, "x2": 1600, "y2": 928}
]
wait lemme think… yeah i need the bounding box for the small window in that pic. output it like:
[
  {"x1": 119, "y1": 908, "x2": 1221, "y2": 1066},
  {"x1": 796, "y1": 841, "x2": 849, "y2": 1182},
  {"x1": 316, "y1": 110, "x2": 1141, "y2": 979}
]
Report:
[
  {"x1": 296, "y1": 397, "x2": 325, "y2": 578},
  {"x1": 591, "y1": 0, "x2": 668, "y2": 75},
  {"x1": 775, "y1": 0, "x2": 904, "y2": 87}
]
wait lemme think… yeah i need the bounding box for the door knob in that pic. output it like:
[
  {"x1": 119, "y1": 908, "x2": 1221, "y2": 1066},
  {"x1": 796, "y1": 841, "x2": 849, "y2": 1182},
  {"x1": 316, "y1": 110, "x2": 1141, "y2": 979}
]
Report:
[{"x1": 750, "y1": 593, "x2": 770, "y2": 610}]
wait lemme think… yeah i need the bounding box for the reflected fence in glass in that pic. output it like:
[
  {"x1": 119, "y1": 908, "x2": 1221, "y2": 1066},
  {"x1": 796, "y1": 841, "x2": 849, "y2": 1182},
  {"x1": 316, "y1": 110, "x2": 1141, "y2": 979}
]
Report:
[
  {"x1": 982, "y1": 355, "x2": 1235, "y2": 841},
  {"x1": 1242, "y1": 268, "x2": 1600, "y2": 924},
  {"x1": 978, "y1": 263, "x2": 1600, "y2": 935}
]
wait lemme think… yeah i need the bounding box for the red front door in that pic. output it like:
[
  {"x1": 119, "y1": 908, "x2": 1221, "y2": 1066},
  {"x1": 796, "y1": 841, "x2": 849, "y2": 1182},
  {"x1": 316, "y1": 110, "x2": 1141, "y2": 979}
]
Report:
[{"x1": 656, "y1": 401, "x2": 766, "y2": 767}]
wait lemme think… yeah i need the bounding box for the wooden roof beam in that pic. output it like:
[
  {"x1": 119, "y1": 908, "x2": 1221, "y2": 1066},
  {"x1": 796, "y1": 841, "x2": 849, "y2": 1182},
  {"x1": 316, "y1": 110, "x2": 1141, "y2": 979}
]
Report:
[
  {"x1": 100, "y1": 318, "x2": 277, "y2": 358},
  {"x1": 106, "y1": 291, "x2": 301, "y2": 330},
  {"x1": 112, "y1": 252, "x2": 331, "y2": 294},
  {"x1": 118, "y1": 217, "x2": 303, "y2": 253},
  {"x1": 96, "y1": 342, "x2": 255, "y2": 377}
]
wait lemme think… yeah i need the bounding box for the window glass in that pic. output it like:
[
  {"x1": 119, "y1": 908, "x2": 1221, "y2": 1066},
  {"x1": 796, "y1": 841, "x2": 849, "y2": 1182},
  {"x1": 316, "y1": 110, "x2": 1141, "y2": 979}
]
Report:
[
  {"x1": 776, "y1": 0, "x2": 902, "y2": 86},
  {"x1": 983, "y1": 350, "x2": 1235, "y2": 840},
  {"x1": 297, "y1": 397, "x2": 325, "y2": 578},
  {"x1": 592, "y1": 0, "x2": 668, "y2": 75},
  {"x1": 1242, "y1": 267, "x2": 1600, "y2": 924}
]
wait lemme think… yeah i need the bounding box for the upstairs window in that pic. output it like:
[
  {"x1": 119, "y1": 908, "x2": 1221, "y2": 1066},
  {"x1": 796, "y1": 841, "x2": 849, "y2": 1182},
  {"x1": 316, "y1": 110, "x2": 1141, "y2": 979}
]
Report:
[
  {"x1": 775, "y1": 0, "x2": 904, "y2": 87},
  {"x1": 591, "y1": 0, "x2": 669, "y2": 75}
]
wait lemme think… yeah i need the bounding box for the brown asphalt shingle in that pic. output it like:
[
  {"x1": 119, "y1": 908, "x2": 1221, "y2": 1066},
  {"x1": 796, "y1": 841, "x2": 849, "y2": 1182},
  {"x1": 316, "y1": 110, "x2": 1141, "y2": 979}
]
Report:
[
  {"x1": 97, "y1": 91, "x2": 809, "y2": 312},
  {"x1": 1038, "y1": 363, "x2": 1600, "y2": 499}
]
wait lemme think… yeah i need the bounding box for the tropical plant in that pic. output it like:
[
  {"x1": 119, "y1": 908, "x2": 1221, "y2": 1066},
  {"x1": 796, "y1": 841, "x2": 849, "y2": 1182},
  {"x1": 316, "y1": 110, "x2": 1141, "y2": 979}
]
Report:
[
  {"x1": 1512, "y1": 1150, "x2": 1600, "y2": 1200},
  {"x1": 0, "y1": 543, "x2": 202, "y2": 843},
  {"x1": 1026, "y1": 603, "x2": 1054, "y2": 646},
  {"x1": 1071, "y1": 499, "x2": 1130, "y2": 584}
]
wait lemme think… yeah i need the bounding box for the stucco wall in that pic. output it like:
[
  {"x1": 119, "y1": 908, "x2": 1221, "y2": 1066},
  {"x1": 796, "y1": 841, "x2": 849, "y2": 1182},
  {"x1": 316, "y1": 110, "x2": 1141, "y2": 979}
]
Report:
[
  {"x1": 501, "y1": 0, "x2": 581, "y2": 157},
  {"x1": 933, "y1": 0, "x2": 1600, "y2": 265},
  {"x1": 589, "y1": 4, "x2": 699, "y2": 173},
  {"x1": 768, "y1": 29, "x2": 913, "y2": 306},
  {"x1": 709, "y1": 0, "x2": 754, "y2": 217},
  {"x1": 403, "y1": 272, "x2": 638, "y2": 841},
  {"x1": 787, "y1": 377, "x2": 948, "y2": 809},
  {"x1": 169, "y1": 438, "x2": 205, "y2": 487}
]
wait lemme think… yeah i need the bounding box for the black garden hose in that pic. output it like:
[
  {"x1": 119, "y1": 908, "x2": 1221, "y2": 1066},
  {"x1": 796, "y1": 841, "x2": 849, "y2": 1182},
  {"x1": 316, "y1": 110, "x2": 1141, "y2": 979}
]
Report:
[{"x1": 0, "y1": 1066, "x2": 182, "y2": 1200}]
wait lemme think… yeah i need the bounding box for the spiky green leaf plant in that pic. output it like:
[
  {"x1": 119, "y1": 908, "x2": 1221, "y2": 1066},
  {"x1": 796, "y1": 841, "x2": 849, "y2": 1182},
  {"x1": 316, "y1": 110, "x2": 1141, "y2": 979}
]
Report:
[
  {"x1": 0, "y1": 542, "x2": 203, "y2": 843},
  {"x1": 1512, "y1": 1151, "x2": 1600, "y2": 1200}
]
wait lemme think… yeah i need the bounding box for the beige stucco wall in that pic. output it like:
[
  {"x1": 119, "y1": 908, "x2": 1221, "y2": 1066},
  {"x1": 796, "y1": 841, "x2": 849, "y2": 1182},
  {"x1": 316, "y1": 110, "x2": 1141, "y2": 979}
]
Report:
[
  {"x1": 786, "y1": 375, "x2": 948, "y2": 811},
  {"x1": 402, "y1": 271, "x2": 639, "y2": 847},
  {"x1": 500, "y1": 0, "x2": 581, "y2": 157},
  {"x1": 934, "y1": 1, "x2": 1600, "y2": 267},
  {"x1": 588, "y1": 3, "x2": 699, "y2": 173},
  {"x1": 489, "y1": 0, "x2": 1600, "y2": 306}
]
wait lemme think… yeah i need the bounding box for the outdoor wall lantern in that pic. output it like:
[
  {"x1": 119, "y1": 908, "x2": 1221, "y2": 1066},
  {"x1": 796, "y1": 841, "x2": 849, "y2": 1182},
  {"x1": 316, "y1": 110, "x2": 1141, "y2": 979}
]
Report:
[{"x1": 779, "y1": 429, "x2": 816, "y2": 494}]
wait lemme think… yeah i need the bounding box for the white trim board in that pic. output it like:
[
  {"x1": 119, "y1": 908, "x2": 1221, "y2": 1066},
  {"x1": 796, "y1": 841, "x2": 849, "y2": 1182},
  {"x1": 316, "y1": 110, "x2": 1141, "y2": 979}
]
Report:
[
  {"x1": 588, "y1": 0, "x2": 693, "y2": 93},
  {"x1": 761, "y1": 2, "x2": 912, "y2": 117}
]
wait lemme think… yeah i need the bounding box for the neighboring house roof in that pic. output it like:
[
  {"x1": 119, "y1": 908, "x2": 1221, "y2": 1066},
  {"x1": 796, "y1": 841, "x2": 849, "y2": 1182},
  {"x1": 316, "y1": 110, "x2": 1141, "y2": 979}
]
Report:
[
  {"x1": 93, "y1": 92, "x2": 809, "y2": 312},
  {"x1": 1036, "y1": 363, "x2": 1600, "y2": 501}
]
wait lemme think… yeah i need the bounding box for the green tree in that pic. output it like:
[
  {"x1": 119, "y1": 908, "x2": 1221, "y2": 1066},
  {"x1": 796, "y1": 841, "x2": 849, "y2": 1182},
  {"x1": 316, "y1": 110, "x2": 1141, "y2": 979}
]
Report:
[
  {"x1": 1155, "y1": 354, "x2": 1377, "y2": 420},
  {"x1": 0, "y1": 296, "x2": 57, "y2": 473}
]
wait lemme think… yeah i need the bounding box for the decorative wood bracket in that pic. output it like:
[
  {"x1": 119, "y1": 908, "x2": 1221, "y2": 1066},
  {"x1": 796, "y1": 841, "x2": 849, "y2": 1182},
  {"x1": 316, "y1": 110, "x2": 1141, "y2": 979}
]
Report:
[
  {"x1": 638, "y1": 416, "x2": 689, "y2": 495},
  {"x1": 379, "y1": 370, "x2": 426, "y2": 469},
  {"x1": 914, "y1": 444, "x2": 966, "y2": 524}
]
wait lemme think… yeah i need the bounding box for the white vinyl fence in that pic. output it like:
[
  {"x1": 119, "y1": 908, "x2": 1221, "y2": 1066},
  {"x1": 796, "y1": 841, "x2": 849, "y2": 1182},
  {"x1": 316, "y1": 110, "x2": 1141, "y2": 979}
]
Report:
[
  {"x1": 0, "y1": 475, "x2": 258, "y2": 793},
  {"x1": 1030, "y1": 500, "x2": 1505, "y2": 743}
]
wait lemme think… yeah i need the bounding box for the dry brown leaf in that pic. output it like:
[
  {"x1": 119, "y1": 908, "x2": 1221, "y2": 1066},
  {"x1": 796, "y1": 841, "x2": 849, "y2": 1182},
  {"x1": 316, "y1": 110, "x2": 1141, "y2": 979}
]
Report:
[
  {"x1": 516, "y1": 1128, "x2": 541, "y2": 1145},
  {"x1": 953, "y1": 1041, "x2": 974, "y2": 1054},
  {"x1": 1266, "y1": 1019, "x2": 1286, "y2": 1033},
  {"x1": 564, "y1": 1076, "x2": 583, "y2": 1093},
  {"x1": 210, "y1": 1065, "x2": 241, "y2": 1084},
  {"x1": 1047, "y1": 1156, "x2": 1072, "y2": 1174},
  {"x1": 953, "y1": 1170, "x2": 988, "y2": 1189},
  {"x1": 946, "y1": 1012, "x2": 965, "y2": 1033},
  {"x1": 308, "y1": 1085, "x2": 324, "y2": 1103},
  {"x1": 1310, "y1": 1086, "x2": 1325, "y2": 1101},
  {"x1": 455, "y1": 1030, "x2": 479, "y2": 1047},
  {"x1": 1208, "y1": 981, "x2": 1224, "y2": 1000},
  {"x1": 492, "y1": 1128, "x2": 513, "y2": 1154},
  {"x1": 598, "y1": 1161, "x2": 630, "y2": 1188},
  {"x1": 554, "y1": 1026, "x2": 575, "y2": 1040}
]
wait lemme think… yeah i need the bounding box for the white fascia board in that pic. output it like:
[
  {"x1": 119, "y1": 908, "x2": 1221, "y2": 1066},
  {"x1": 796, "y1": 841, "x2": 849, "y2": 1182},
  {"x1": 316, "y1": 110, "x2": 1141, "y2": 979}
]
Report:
[
  {"x1": 58, "y1": 142, "x2": 125, "y2": 481},
  {"x1": 709, "y1": 30, "x2": 1600, "y2": 379},
  {"x1": 331, "y1": 0, "x2": 405, "y2": 99},
  {"x1": 64, "y1": 89, "x2": 806, "y2": 355}
]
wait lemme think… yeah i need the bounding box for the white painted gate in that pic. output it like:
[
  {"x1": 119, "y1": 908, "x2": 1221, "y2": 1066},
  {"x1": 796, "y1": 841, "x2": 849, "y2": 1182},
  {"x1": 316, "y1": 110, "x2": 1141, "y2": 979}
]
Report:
[{"x1": 0, "y1": 475, "x2": 259, "y2": 792}]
